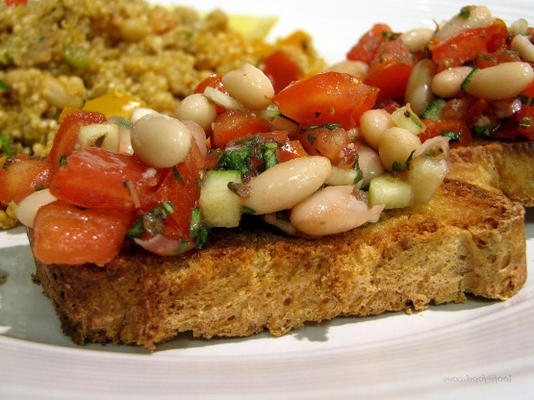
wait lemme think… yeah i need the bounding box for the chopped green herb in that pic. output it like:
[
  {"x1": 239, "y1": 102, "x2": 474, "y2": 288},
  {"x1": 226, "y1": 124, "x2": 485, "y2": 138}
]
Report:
[
  {"x1": 352, "y1": 155, "x2": 363, "y2": 184},
  {"x1": 472, "y1": 123, "x2": 493, "y2": 136},
  {"x1": 459, "y1": 6, "x2": 471, "y2": 19},
  {"x1": 126, "y1": 201, "x2": 175, "y2": 239},
  {"x1": 34, "y1": 184, "x2": 47, "y2": 191},
  {"x1": 391, "y1": 161, "x2": 405, "y2": 173},
  {"x1": 441, "y1": 130, "x2": 461, "y2": 143},
  {"x1": 315, "y1": 112, "x2": 321, "y2": 118},
  {"x1": 242, "y1": 206, "x2": 256, "y2": 214},
  {"x1": 505, "y1": 50, "x2": 520, "y2": 57},
  {"x1": 405, "y1": 150, "x2": 415, "y2": 170},
  {"x1": 518, "y1": 95, "x2": 534, "y2": 107},
  {"x1": 189, "y1": 208, "x2": 209, "y2": 249},
  {"x1": 0, "y1": 79, "x2": 8, "y2": 93},
  {"x1": 217, "y1": 145, "x2": 253, "y2": 177},
  {"x1": 176, "y1": 238, "x2": 191, "y2": 254},
  {"x1": 408, "y1": 111, "x2": 423, "y2": 128},
  {"x1": 184, "y1": 31, "x2": 193, "y2": 40},
  {"x1": 258, "y1": 142, "x2": 279, "y2": 170},
  {"x1": 425, "y1": 150, "x2": 437, "y2": 157},
  {"x1": 475, "y1": 53, "x2": 496, "y2": 62},
  {"x1": 303, "y1": 123, "x2": 342, "y2": 131},
  {"x1": 461, "y1": 67, "x2": 479, "y2": 90},
  {"x1": 116, "y1": 116, "x2": 133, "y2": 129},
  {"x1": 3, "y1": 159, "x2": 12, "y2": 169},
  {"x1": 126, "y1": 219, "x2": 144, "y2": 239},
  {"x1": 265, "y1": 104, "x2": 281, "y2": 117},
  {"x1": 0, "y1": 133, "x2": 13, "y2": 156},
  {"x1": 307, "y1": 133, "x2": 317, "y2": 144},
  {"x1": 59, "y1": 154, "x2": 67, "y2": 166},
  {"x1": 360, "y1": 182, "x2": 370, "y2": 191},
  {"x1": 520, "y1": 117, "x2": 533, "y2": 128},
  {"x1": 173, "y1": 166, "x2": 185, "y2": 184},
  {"x1": 421, "y1": 98, "x2": 446, "y2": 121},
  {"x1": 381, "y1": 31, "x2": 398, "y2": 40}
]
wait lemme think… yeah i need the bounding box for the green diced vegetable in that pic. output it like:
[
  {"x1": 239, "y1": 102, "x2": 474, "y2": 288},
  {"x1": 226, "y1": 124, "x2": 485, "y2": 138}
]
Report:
[
  {"x1": 441, "y1": 130, "x2": 461, "y2": 143},
  {"x1": 391, "y1": 104, "x2": 425, "y2": 134},
  {"x1": 217, "y1": 145, "x2": 253, "y2": 177},
  {"x1": 421, "y1": 98, "x2": 446, "y2": 121},
  {"x1": 369, "y1": 174, "x2": 413, "y2": 210},
  {"x1": 63, "y1": 43, "x2": 90, "y2": 69},
  {"x1": 257, "y1": 142, "x2": 279, "y2": 170},
  {"x1": 199, "y1": 169, "x2": 243, "y2": 228}
]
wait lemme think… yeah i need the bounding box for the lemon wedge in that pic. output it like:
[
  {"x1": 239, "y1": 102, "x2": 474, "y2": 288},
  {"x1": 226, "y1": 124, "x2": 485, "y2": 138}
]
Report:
[{"x1": 227, "y1": 14, "x2": 278, "y2": 40}]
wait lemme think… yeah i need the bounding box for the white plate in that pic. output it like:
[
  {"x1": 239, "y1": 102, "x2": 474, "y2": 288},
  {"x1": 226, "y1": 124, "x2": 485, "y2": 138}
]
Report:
[{"x1": 1, "y1": 1, "x2": 534, "y2": 398}]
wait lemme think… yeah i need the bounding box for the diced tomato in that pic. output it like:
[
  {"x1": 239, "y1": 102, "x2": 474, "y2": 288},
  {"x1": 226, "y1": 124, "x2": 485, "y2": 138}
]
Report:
[
  {"x1": 474, "y1": 49, "x2": 521, "y2": 69},
  {"x1": 32, "y1": 202, "x2": 133, "y2": 266},
  {"x1": 276, "y1": 140, "x2": 308, "y2": 163},
  {"x1": 262, "y1": 50, "x2": 303, "y2": 93},
  {"x1": 194, "y1": 74, "x2": 227, "y2": 95},
  {"x1": 211, "y1": 110, "x2": 271, "y2": 149},
  {"x1": 419, "y1": 120, "x2": 473, "y2": 147},
  {"x1": 0, "y1": 156, "x2": 52, "y2": 204},
  {"x1": 150, "y1": 141, "x2": 203, "y2": 241},
  {"x1": 49, "y1": 111, "x2": 107, "y2": 170},
  {"x1": 429, "y1": 19, "x2": 509, "y2": 71},
  {"x1": 298, "y1": 126, "x2": 356, "y2": 167},
  {"x1": 273, "y1": 72, "x2": 378, "y2": 129},
  {"x1": 365, "y1": 39, "x2": 415, "y2": 101},
  {"x1": 49, "y1": 148, "x2": 161, "y2": 210},
  {"x1": 516, "y1": 105, "x2": 534, "y2": 141},
  {"x1": 347, "y1": 23, "x2": 393, "y2": 64}
]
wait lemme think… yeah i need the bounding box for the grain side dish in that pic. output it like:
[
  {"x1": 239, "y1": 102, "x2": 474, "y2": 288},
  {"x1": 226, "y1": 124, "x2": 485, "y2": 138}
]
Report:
[{"x1": 0, "y1": 0, "x2": 325, "y2": 228}]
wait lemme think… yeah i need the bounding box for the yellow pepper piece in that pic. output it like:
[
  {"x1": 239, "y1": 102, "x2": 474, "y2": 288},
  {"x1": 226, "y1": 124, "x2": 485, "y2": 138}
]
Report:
[
  {"x1": 82, "y1": 92, "x2": 145, "y2": 119},
  {"x1": 227, "y1": 14, "x2": 278, "y2": 40}
]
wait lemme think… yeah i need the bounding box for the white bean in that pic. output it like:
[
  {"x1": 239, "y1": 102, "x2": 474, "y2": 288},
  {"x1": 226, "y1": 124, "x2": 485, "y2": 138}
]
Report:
[
  {"x1": 465, "y1": 62, "x2": 534, "y2": 100},
  {"x1": 131, "y1": 107, "x2": 157, "y2": 123},
  {"x1": 405, "y1": 59, "x2": 435, "y2": 115},
  {"x1": 175, "y1": 94, "x2": 217, "y2": 131},
  {"x1": 243, "y1": 156, "x2": 332, "y2": 215},
  {"x1": 511, "y1": 35, "x2": 534, "y2": 63},
  {"x1": 16, "y1": 189, "x2": 57, "y2": 228},
  {"x1": 222, "y1": 63, "x2": 274, "y2": 110},
  {"x1": 359, "y1": 109, "x2": 394, "y2": 149},
  {"x1": 400, "y1": 28, "x2": 434, "y2": 52},
  {"x1": 290, "y1": 185, "x2": 384, "y2": 237},
  {"x1": 431, "y1": 66, "x2": 473, "y2": 98},
  {"x1": 357, "y1": 144, "x2": 384, "y2": 184},
  {"x1": 510, "y1": 19, "x2": 529, "y2": 36},
  {"x1": 435, "y1": 6, "x2": 493, "y2": 40},
  {"x1": 325, "y1": 60, "x2": 368, "y2": 78},
  {"x1": 378, "y1": 127, "x2": 421, "y2": 171},
  {"x1": 132, "y1": 114, "x2": 192, "y2": 168}
]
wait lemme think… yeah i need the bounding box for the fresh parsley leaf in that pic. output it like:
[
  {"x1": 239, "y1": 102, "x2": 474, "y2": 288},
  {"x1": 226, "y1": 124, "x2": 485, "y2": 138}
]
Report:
[
  {"x1": 459, "y1": 6, "x2": 471, "y2": 19},
  {"x1": 217, "y1": 145, "x2": 253, "y2": 177},
  {"x1": 126, "y1": 201, "x2": 174, "y2": 239},
  {"x1": 441, "y1": 130, "x2": 461, "y2": 143},
  {"x1": 59, "y1": 154, "x2": 67, "y2": 166},
  {"x1": 242, "y1": 206, "x2": 256, "y2": 214},
  {"x1": 461, "y1": 67, "x2": 479, "y2": 90},
  {"x1": 173, "y1": 166, "x2": 185, "y2": 184},
  {"x1": 391, "y1": 161, "x2": 405, "y2": 173},
  {"x1": 303, "y1": 123, "x2": 342, "y2": 131},
  {"x1": 189, "y1": 208, "x2": 209, "y2": 249},
  {"x1": 352, "y1": 155, "x2": 363, "y2": 184},
  {"x1": 258, "y1": 142, "x2": 279, "y2": 170}
]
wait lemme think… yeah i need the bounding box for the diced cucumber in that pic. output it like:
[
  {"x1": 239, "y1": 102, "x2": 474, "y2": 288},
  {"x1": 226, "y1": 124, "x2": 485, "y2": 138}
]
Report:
[
  {"x1": 421, "y1": 98, "x2": 446, "y2": 121},
  {"x1": 368, "y1": 174, "x2": 413, "y2": 210},
  {"x1": 407, "y1": 156, "x2": 448, "y2": 203},
  {"x1": 391, "y1": 104, "x2": 426, "y2": 134},
  {"x1": 199, "y1": 170, "x2": 242, "y2": 228}
]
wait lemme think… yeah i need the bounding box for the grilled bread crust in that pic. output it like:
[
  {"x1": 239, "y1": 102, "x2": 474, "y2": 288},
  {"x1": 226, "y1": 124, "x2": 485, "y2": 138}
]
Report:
[
  {"x1": 449, "y1": 141, "x2": 534, "y2": 206},
  {"x1": 32, "y1": 179, "x2": 526, "y2": 350}
]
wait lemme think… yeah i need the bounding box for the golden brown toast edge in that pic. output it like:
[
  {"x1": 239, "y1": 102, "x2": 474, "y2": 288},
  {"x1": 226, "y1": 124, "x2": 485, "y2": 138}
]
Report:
[
  {"x1": 33, "y1": 179, "x2": 527, "y2": 350},
  {"x1": 448, "y1": 141, "x2": 534, "y2": 206}
]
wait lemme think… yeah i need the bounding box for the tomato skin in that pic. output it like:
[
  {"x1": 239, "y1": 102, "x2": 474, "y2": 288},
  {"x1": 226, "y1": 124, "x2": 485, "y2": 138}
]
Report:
[
  {"x1": 419, "y1": 120, "x2": 473, "y2": 147},
  {"x1": 50, "y1": 148, "x2": 161, "y2": 210},
  {"x1": 150, "y1": 141, "x2": 203, "y2": 241},
  {"x1": 262, "y1": 50, "x2": 303, "y2": 93},
  {"x1": 0, "y1": 156, "x2": 52, "y2": 204},
  {"x1": 429, "y1": 20, "x2": 509, "y2": 71},
  {"x1": 298, "y1": 126, "x2": 356, "y2": 167},
  {"x1": 347, "y1": 23, "x2": 393, "y2": 64},
  {"x1": 194, "y1": 74, "x2": 227, "y2": 95},
  {"x1": 32, "y1": 202, "x2": 133, "y2": 266},
  {"x1": 365, "y1": 39, "x2": 414, "y2": 101},
  {"x1": 211, "y1": 110, "x2": 271, "y2": 148},
  {"x1": 474, "y1": 48, "x2": 521, "y2": 69},
  {"x1": 5, "y1": 0, "x2": 27, "y2": 6},
  {"x1": 49, "y1": 111, "x2": 107, "y2": 170},
  {"x1": 273, "y1": 72, "x2": 378, "y2": 129}
]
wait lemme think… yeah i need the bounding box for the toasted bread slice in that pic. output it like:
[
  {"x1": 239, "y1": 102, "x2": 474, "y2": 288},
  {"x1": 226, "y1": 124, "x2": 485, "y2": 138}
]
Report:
[
  {"x1": 32, "y1": 179, "x2": 526, "y2": 350},
  {"x1": 449, "y1": 142, "x2": 534, "y2": 206}
]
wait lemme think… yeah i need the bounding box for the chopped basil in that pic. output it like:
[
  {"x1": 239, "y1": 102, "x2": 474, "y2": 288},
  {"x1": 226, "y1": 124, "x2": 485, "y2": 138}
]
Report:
[
  {"x1": 242, "y1": 206, "x2": 256, "y2": 214},
  {"x1": 441, "y1": 130, "x2": 461, "y2": 143},
  {"x1": 475, "y1": 53, "x2": 496, "y2": 62},
  {"x1": 461, "y1": 67, "x2": 479, "y2": 90},
  {"x1": 0, "y1": 133, "x2": 13, "y2": 156},
  {"x1": 381, "y1": 31, "x2": 398, "y2": 40},
  {"x1": 520, "y1": 117, "x2": 533, "y2": 128},
  {"x1": 505, "y1": 50, "x2": 520, "y2": 57},
  {"x1": 518, "y1": 95, "x2": 534, "y2": 107},
  {"x1": 0, "y1": 79, "x2": 8, "y2": 93},
  {"x1": 126, "y1": 201, "x2": 175, "y2": 239},
  {"x1": 189, "y1": 208, "x2": 209, "y2": 249},
  {"x1": 302, "y1": 123, "x2": 342, "y2": 131},
  {"x1": 391, "y1": 161, "x2": 405, "y2": 173},
  {"x1": 360, "y1": 182, "x2": 370, "y2": 191},
  {"x1": 257, "y1": 142, "x2": 279, "y2": 170},
  {"x1": 307, "y1": 133, "x2": 317, "y2": 144},
  {"x1": 265, "y1": 104, "x2": 281, "y2": 118},
  {"x1": 459, "y1": 6, "x2": 471, "y2": 19},
  {"x1": 59, "y1": 154, "x2": 67, "y2": 166},
  {"x1": 173, "y1": 166, "x2": 185, "y2": 184},
  {"x1": 34, "y1": 184, "x2": 47, "y2": 191},
  {"x1": 2, "y1": 159, "x2": 12, "y2": 169},
  {"x1": 352, "y1": 155, "x2": 363, "y2": 184},
  {"x1": 217, "y1": 145, "x2": 253, "y2": 177},
  {"x1": 405, "y1": 150, "x2": 415, "y2": 170}
]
